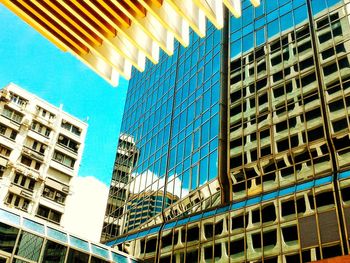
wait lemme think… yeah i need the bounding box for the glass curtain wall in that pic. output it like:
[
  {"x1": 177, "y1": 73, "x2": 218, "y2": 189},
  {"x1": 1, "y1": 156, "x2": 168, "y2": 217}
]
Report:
[
  {"x1": 102, "y1": 22, "x2": 224, "y2": 240},
  {"x1": 103, "y1": 0, "x2": 350, "y2": 262}
]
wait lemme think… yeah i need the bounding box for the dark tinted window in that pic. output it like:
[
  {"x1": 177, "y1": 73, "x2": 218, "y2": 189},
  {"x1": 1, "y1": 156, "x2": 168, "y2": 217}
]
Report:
[
  {"x1": 42, "y1": 240, "x2": 67, "y2": 263},
  {"x1": 0, "y1": 222, "x2": 19, "y2": 253}
]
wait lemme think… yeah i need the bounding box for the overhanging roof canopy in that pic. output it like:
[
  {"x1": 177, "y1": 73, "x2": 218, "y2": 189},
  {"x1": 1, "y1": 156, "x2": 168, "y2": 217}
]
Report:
[{"x1": 2, "y1": 0, "x2": 260, "y2": 86}]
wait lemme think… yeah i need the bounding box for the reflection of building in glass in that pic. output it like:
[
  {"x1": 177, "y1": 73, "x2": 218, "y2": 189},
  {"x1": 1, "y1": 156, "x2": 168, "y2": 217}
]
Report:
[
  {"x1": 0, "y1": 207, "x2": 138, "y2": 262},
  {"x1": 102, "y1": 17, "x2": 224, "y2": 241},
  {"x1": 104, "y1": 1, "x2": 350, "y2": 262},
  {"x1": 0, "y1": 83, "x2": 87, "y2": 227},
  {"x1": 126, "y1": 191, "x2": 178, "y2": 231},
  {"x1": 102, "y1": 133, "x2": 138, "y2": 242}
]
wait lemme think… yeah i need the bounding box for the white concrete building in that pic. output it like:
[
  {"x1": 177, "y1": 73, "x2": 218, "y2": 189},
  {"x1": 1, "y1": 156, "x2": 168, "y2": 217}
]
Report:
[{"x1": 0, "y1": 83, "x2": 87, "y2": 227}]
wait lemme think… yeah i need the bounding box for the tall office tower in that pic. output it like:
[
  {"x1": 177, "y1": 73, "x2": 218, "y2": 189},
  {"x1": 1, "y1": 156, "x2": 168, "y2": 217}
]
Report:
[
  {"x1": 103, "y1": 0, "x2": 350, "y2": 262},
  {"x1": 0, "y1": 83, "x2": 87, "y2": 227},
  {"x1": 102, "y1": 19, "x2": 225, "y2": 242}
]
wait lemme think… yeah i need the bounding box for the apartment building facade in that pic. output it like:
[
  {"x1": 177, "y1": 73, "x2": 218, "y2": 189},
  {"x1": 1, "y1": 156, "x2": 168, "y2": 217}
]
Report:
[
  {"x1": 0, "y1": 83, "x2": 87, "y2": 227},
  {"x1": 102, "y1": 0, "x2": 350, "y2": 262}
]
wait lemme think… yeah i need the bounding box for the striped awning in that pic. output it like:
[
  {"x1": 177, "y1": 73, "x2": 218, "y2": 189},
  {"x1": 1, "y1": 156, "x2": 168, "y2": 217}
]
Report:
[{"x1": 2, "y1": 0, "x2": 260, "y2": 86}]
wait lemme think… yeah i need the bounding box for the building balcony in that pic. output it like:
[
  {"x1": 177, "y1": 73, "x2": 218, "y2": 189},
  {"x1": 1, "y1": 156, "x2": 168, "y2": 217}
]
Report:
[
  {"x1": 33, "y1": 113, "x2": 55, "y2": 130},
  {"x1": 27, "y1": 130, "x2": 51, "y2": 144},
  {"x1": 0, "y1": 135, "x2": 15, "y2": 151},
  {"x1": 22, "y1": 146, "x2": 45, "y2": 162},
  {"x1": 14, "y1": 163, "x2": 42, "y2": 181},
  {"x1": 55, "y1": 143, "x2": 78, "y2": 157},
  {"x1": 38, "y1": 196, "x2": 65, "y2": 214},
  {"x1": 5, "y1": 99, "x2": 27, "y2": 114},
  {"x1": 8, "y1": 184, "x2": 33, "y2": 201},
  {"x1": 59, "y1": 126, "x2": 83, "y2": 144},
  {"x1": 49, "y1": 159, "x2": 75, "y2": 177},
  {"x1": 0, "y1": 115, "x2": 20, "y2": 130}
]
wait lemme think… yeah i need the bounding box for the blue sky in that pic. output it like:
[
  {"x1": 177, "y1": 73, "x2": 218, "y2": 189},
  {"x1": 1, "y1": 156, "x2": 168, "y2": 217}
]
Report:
[{"x1": 0, "y1": 5, "x2": 128, "y2": 185}]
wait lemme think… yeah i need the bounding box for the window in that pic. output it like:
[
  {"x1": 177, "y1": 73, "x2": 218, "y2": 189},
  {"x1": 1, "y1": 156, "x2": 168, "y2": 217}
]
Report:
[
  {"x1": 91, "y1": 256, "x2": 109, "y2": 263},
  {"x1": 0, "y1": 222, "x2": 19, "y2": 253},
  {"x1": 20, "y1": 156, "x2": 41, "y2": 170},
  {"x1": 0, "y1": 145, "x2": 11, "y2": 157},
  {"x1": 1, "y1": 106, "x2": 23, "y2": 123},
  {"x1": 21, "y1": 156, "x2": 31, "y2": 167},
  {"x1": 53, "y1": 151, "x2": 76, "y2": 168},
  {"x1": 10, "y1": 92, "x2": 27, "y2": 106},
  {"x1": 10, "y1": 130, "x2": 17, "y2": 140},
  {"x1": 31, "y1": 121, "x2": 51, "y2": 137},
  {"x1": 42, "y1": 240, "x2": 67, "y2": 263},
  {"x1": 67, "y1": 248, "x2": 89, "y2": 263},
  {"x1": 15, "y1": 231, "x2": 43, "y2": 262},
  {"x1": 13, "y1": 173, "x2": 36, "y2": 192},
  {"x1": 37, "y1": 205, "x2": 62, "y2": 224},
  {"x1": 6, "y1": 193, "x2": 30, "y2": 211},
  {"x1": 58, "y1": 134, "x2": 79, "y2": 152},
  {"x1": 61, "y1": 120, "x2": 81, "y2": 136},
  {"x1": 36, "y1": 106, "x2": 55, "y2": 121},
  {"x1": 27, "y1": 139, "x2": 46, "y2": 155},
  {"x1": 0, "y1": 124, "x2": 5, "y2": 135},
  {"x1": 0, "y1": 165, "x2": 5, "y2": 178},
  {"x1": 43, "y1": 186, "x2": 67, "y2": 204}
]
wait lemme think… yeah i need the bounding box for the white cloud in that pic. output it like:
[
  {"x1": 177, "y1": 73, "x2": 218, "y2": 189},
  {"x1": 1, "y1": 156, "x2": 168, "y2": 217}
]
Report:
[
  {"x1": 130, "y1": 170, "x2": 189, "y2": 198},
  {"x1": 62, "y1": 176, "x2": 109, "y2": 242}
]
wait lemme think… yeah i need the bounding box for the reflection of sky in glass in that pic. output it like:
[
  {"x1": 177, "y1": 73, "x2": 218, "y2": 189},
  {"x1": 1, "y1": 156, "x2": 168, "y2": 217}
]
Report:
[
  {"x1": 47, "y1": 227, "x2": 68, "y2": 243},
  {"x1": 0, "y1": 208, "x2": 20, "y2": 226},
  {"x1": 230, "y1": 0, "x2": 342, "y2": 59},
  {"x1": 230, "y1": 0, "x2": 311, "y2": 58},
  {"x1": 91, "y1": 244, "x2": 110, "y2": 260},
  {"x1": 110, "y1": 0, "x2": 344, "y2": 235},
  {"x1": 121, "y1": 26, "x2": 220, "y2": 197},
  {"x1": 22, "y1": 218, "x2": 44, "y2": 235},
  {"x1": 69, "y1": 236, "x2": 90, "y2": 252},
  {"x1": 112, "y1": 22, "x2": 222, "y2": 232}
]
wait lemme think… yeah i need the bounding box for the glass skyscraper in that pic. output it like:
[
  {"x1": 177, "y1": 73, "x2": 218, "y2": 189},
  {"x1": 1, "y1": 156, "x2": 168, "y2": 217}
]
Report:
[{"x1": 102, "y1": 0, "x2": 350, "y2": 262}]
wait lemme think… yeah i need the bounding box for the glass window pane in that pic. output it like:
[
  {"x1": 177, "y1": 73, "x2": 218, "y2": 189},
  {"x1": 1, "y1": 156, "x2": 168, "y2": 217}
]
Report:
[
  {"x1": 22, "y1": 218, "x2": 44, "y2": 235},
  {"x1": 199, "y1": 157, "x2": 209, "y2": 186},
  {"x1": 294, "y1": 4, "x2": 308, "y2": 25},
  {"x1": 42, "y1": 240, "x2": 67, "y2": 263},
  {"x1": 91, "y1": 256, "x2": 109, "y2": 263},
  {"x1": 47, "y1": 227, "x2": 68, "y2": 244},
  {"x1": 256, "y1": 27, "x2": 265, "y2": 47},
  {"x1": 268, "y1": 20, "x2": 280, "y2": 39},
  {"x1": 111, "y1": 252, "x2": 130, "y2": 263},
  {"x1": 91, "y1": 244, "x2": 110, "y2": 260},
  {"x1": 15, "y1": 231, "x2": 43, "y2": 262},
  {"x1": 230, "y1": 39, "x2": 241, "y2": 58},
  {"x1": 311, "y1": 0, "x2": 327, "y2": 14},
  {"x1": 67, "y1": 248, "x2": 89, "y2": 263},
  {"x1": 0, "y1": 222, "x2": 19, "y2": 253},
  {"x1": 69, "y1": 236, "x2": 89, "y2": 252},
  {"x1": 242, "y1": 32, "x2": 254, "y2": 53},
  {"x1": 280, "y1": 12, "x2": 294, "y2": 32},
  {"x1": 209, "y1": 150, "x2": 218, "y2": 181},
  {"x1": 191, "y1": 165, "x2": 198, "y2": 191}
]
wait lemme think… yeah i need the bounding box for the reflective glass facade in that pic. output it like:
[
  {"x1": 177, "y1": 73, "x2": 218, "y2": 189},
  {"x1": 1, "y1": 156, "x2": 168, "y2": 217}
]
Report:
[
  {"x1": 103, "y1": 0, "x2": 350, "y2": 262},
  {"x1": 102, "y1": 22, "x2": 225, "y2": 241}
]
